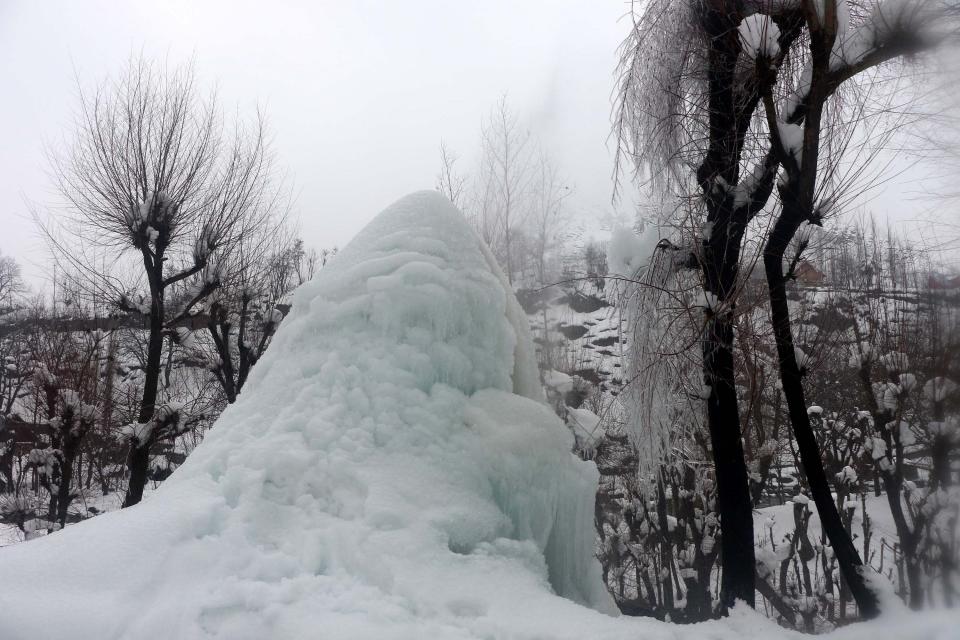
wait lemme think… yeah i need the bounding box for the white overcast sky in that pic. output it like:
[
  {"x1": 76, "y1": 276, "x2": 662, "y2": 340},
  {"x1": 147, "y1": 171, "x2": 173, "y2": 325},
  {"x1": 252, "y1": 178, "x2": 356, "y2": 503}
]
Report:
[{"x1": 0, "y1": 0, "x2": 955, "y2": 288}]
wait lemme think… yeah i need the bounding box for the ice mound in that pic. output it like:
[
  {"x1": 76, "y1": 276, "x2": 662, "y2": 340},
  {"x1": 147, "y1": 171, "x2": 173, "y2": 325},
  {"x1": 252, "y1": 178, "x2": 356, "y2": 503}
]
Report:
[
  {"x1": 0, "y1": 192, "x2": 611, "y2": 638},
  {"x1": 0, "y1": 192, "x2": 955, "y2": 640}
]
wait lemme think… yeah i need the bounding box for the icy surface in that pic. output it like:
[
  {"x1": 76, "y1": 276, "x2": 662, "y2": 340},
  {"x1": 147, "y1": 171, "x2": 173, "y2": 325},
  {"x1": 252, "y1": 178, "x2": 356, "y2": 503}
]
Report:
[{"x1": 0, "y1": 191, "x2": 956, "y2": 639}]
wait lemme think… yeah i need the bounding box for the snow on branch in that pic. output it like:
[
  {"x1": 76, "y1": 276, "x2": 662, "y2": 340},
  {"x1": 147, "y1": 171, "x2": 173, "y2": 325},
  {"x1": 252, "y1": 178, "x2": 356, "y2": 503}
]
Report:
[
  {"x1": 732, "y1": 152, "x2": 779, "y2": 216},
  {"x1": 739, "y1": 14, "x2": 781, "y2": 59}
]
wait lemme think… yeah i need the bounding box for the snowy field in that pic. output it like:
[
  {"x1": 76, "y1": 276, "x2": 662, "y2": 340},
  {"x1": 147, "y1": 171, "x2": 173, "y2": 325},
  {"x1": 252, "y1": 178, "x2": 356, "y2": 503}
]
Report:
[
  {"x1": 0, "y1": 192, "x2": 955, "y2": 639},
  {"x1": 757, "y1": 494, "x2": 901, "y2": 553}
]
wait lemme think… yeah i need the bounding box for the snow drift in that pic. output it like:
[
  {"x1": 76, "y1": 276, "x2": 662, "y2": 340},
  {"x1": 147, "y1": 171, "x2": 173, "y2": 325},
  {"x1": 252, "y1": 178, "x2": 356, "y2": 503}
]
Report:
[{"x1": 0, "y1": 192, "x2": 956, "y2": 639}]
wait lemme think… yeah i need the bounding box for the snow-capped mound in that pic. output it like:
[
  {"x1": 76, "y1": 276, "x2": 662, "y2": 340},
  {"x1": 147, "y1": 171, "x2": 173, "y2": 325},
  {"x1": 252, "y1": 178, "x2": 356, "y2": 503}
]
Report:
[
  {"x1": 0, "y1": 192, "x2": 954, "y2": 640},
  {"x1": 0, "y1": 191, "x2": 611, "y2": 638}
]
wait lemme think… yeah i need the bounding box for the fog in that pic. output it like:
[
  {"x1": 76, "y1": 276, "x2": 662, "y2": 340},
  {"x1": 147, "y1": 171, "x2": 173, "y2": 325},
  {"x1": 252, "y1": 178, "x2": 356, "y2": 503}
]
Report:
[{"x1": 0, "y1": 0, "x2": 954, "y2": 287}]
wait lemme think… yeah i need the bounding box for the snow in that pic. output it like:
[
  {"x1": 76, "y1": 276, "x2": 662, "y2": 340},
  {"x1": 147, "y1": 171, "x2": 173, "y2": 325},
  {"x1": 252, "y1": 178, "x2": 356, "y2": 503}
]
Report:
[
  {"x1": 1, "y1": 191, "x2": 957, "y2": 639},
  {"x1": 837, "y1": 466, "x2": 859, "y2": 486},
  {"x1": 543, "y1": 369, "x2": 575, "y2": 394},
  {"x1": 733, "y1": 162, "x2": 768, "y2": 208},
  {"x1": 739, "y1": 14, "x2": 781, "y2": 59},
  {"x1": 777, "y1": 121, "x2": 805, "y2": 165},
  {"x1": 607, "y1": 224, "x2": 658, "y2": 277},
  {"x1": 567, "y1": 407, "x2": 601, "y2": 438},
  {"x1": 0, "y1": 190, "x2": 617, "y2": 639},
  {"x1": 925, "y1": 377, "x2": 958, "y2": 403}
]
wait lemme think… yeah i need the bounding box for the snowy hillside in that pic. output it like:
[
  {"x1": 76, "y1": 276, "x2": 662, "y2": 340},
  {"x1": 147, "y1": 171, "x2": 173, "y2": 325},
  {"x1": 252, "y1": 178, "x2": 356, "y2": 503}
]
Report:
[
  {"x1": 0, "y1": 192, "x2": 955, "y2": 639},
  {"x1": 520, "y1": 281, "x2": 627, "y2": 396},
  {"x1": 517, "y1": 276, "x2": 630, "y2": 455}
]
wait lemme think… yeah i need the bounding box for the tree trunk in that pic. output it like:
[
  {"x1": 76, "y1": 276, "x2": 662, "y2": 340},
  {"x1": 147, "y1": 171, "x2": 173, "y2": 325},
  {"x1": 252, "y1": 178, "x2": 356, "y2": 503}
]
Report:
[
  {"x1": 930, "y1": 398, "x2": 951, "y2": 491},
  {"x1": 0, "y1": 435, "x2": 13, "y2": 493},
  {"x1": 704, "y1": 314, "x2": 756, "y2": 610},
  {"x1": 656, "y1": 473, "x2": 675, "y2": 615},
  {"x1": 124, "y1": 444, "x2": 151, "y2": 507},
  {"x1": 124, "y1": 277, "x2": 164, "y2": 507},
  {"x1": 56, "y1": 441, "x2": 78, "y2": 527},
  {"x1": 880, "y1": 469, "x2": 924, "y2": 608},
  {"x1": 695, "y1": 6, "x2": 762, "y2": 611},
  {"x1": 764, "y1": 231, "x2": 880, "y2": 619}
]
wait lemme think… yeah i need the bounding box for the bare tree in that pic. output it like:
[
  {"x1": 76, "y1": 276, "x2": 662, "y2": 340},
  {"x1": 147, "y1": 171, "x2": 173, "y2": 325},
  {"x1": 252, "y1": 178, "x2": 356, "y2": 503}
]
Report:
[
  {"x1": 748, "y1": 0, "x2": 957, "y2": 618},
  {"x1": 0, "y1": 252, "x2": 24, "y2": 315},
  {"x1": 527, "y1": 153, "x2": 571, "y2": 287},
  {"x1": 195, "y1": 231, "x2": 310, "y2": 405},
  {"x1": 435, "y1": 141, "x2": 468, "y2": 211},
  {"x1": 615, "y1": 1, "x2": 793, "y2": 609},
  {"x1": 45, "y1": 57, "x2": 281, "y2": 506},
  {"x1": 477, "y1": 97, "x2": 533, "y2": 284}
]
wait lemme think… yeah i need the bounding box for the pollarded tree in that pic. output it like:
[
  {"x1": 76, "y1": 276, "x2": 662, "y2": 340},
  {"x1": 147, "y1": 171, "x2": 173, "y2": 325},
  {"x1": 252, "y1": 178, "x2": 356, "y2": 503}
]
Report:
[
  {"x1": 46, "y1": 57, "x2": 281, "y2": 506},
  {"x1": 744, "y1": 0, "x2": 957, "y2": 617}
]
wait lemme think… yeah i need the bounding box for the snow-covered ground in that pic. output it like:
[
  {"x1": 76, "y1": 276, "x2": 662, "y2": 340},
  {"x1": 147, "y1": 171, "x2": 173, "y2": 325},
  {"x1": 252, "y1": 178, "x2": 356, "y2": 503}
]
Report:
[
  {"x1": 0, "y1": 489, "x2": 125, "y2": 546},
  {"x1": 524, "y1": 281, "x2": 627, "y2": 391},
  {"x1": 757, "y1": 494, "x2": 900, "y2": 552},
  {"x1": 0, "y1": 192, "x2": 955, "y2": 639}
]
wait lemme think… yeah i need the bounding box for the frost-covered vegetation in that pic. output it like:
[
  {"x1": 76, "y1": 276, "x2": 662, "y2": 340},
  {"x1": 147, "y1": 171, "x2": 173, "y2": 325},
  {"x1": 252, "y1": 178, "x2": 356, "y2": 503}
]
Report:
[
  {"x1": 592, "y1": 223, "x2": 960, "y2": 629},
  {"x1": 604, "y1": 0, "x2": 960, "y2": 630},
  {"x1": 0, "y1": 239, "x2": 324, "y2": 544}
]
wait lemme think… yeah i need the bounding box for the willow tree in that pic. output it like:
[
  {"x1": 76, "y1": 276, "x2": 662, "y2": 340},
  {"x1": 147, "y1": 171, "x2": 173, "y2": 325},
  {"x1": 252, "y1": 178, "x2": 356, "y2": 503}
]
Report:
[{"x1": 615, "y1": 0, "x2": 957, "y2": 617}]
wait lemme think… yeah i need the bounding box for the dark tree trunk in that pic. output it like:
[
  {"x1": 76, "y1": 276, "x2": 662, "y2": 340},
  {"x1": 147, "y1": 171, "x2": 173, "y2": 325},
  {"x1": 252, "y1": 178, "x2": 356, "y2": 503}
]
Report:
[
  {"x1": 931, "y1": 436, "x2": 951, "y2": 491},
  {"x1": 124, "y1": 260, "x2": 164, "y2": 508},
  {"x1": 879, "y1": 467, "x2": 924, "y2": 608},
  {"x1": 655, "y1": 473, "x2": 675, "y2": 615},
  {"x1": 692, "y1": 4, "x2": 783, "y2": 610},
  {"x1": 764, "y1": 213, "x2": 880, "y2": 619},
  {"x1": 930, "y1": 398, "x2": 951, "y2": 491},
  {"x1": 56, "y1": 440, "x2": 79, "y2": 527},
  {"x1": 124, "y1": 444, "x2": 152, "y2": 508},
  {"x1": 703, "y1": 315, "x2": 756, "y2": 610},
  {"x1": 0, "y1": 435, "x2": 13, "y2": 493}
]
